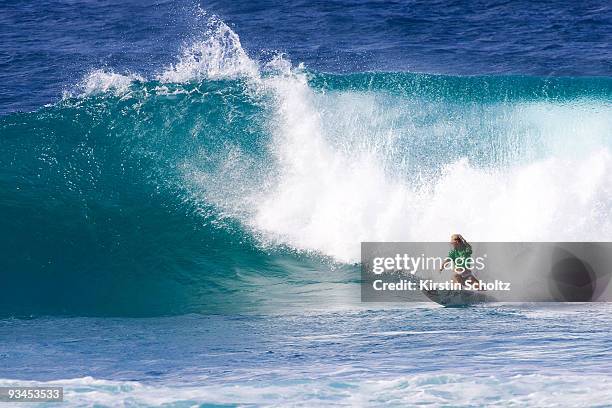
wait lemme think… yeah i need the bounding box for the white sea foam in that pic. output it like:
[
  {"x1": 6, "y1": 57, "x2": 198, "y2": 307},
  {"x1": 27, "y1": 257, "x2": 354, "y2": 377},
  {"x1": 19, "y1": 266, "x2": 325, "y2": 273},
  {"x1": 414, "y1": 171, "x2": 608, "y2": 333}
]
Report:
[
  {"x1": 2, "y1": 373, "x2": 610, "y2": 407},
  {"x1": 249, "y1": 69, "x2": 612, "y2": 262}
]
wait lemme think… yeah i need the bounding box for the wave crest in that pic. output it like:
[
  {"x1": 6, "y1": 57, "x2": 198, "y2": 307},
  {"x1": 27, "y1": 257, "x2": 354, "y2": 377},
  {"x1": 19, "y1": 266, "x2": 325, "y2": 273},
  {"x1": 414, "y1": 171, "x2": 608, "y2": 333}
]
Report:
[
  {"x1": 71, "y1": 69, "x2": 144, "y2": 97},
  {"x1": 157, "y1": 16, "x2": 259, "y2": 83}
]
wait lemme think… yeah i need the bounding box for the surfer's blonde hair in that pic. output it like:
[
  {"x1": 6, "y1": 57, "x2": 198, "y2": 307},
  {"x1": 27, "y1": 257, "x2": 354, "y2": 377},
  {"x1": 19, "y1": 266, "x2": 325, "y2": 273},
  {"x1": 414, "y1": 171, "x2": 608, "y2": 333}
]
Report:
[{"x1": 451, "y1": 234, "x2": 470, "y2": 249}]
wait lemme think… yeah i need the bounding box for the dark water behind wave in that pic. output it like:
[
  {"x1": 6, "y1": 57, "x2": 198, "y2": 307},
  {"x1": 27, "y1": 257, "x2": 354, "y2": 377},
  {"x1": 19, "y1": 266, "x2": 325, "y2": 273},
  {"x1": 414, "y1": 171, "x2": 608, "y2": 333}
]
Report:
[{"x1": 1, "y1": 0, "x2": 610, "y2": 114}]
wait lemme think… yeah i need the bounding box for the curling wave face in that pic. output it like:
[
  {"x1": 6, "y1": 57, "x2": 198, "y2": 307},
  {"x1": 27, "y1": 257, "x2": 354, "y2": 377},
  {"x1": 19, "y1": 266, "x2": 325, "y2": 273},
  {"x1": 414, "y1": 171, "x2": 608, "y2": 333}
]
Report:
[{"x1": 1, "y1": 18, "x2": 611, "y2": 316}]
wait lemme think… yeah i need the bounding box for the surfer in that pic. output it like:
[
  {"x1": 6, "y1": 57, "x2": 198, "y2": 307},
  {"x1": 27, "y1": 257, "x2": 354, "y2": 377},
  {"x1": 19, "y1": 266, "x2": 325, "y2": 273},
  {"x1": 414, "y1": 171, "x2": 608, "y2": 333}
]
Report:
[{"x1": 440, "y1": 234, "x2": 480, "y2": 288}]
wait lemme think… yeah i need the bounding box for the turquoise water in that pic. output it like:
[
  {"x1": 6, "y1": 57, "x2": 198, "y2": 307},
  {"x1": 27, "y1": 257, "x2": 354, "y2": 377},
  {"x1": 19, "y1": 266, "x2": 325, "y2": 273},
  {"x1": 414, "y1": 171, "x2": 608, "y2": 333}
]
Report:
[{"x1": 2, "y1": 67, "x2": 611, "y2": 316}]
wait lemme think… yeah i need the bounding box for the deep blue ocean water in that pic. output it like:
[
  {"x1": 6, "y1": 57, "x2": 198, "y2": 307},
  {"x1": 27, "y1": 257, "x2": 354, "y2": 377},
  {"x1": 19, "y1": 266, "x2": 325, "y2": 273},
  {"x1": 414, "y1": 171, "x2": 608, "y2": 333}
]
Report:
[
  {"x1": 1, "y1": 0, "x2": 612, "y2": 406},
  {"x1": 1, "y1": 0, "x2": 610, "y2": 113}
]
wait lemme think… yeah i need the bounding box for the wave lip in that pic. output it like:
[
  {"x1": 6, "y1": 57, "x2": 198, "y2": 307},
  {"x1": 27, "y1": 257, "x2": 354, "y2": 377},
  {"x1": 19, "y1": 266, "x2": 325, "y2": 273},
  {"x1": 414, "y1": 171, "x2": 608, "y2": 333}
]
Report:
[
  {"x1": 69, "y1": 69, "x2": 145, "y2": 98},
  {"x1": 157, "y1": 16, "x2": 259, "y2": 83}
]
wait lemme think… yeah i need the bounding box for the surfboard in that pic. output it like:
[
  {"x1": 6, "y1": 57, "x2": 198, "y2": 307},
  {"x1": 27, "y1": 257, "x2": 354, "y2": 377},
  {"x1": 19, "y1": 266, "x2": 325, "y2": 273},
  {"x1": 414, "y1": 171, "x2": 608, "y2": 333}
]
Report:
[
  {"x1": 421, "y1": 287, "x2": 492, "y2": 307},
  {"x1": 405, "y1": 273, "x2": 494, "y2": 307}
]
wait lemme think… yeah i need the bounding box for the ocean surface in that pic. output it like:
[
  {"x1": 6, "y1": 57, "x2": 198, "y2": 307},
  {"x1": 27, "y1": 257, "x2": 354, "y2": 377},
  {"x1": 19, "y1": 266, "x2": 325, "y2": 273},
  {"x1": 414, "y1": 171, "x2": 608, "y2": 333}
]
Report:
[
  {"x1": 2, "y1": 305, "x2": 612, "y2": 406},
  {"x1": 1, "y1": 0, "x2": 611, "y2": 406}
]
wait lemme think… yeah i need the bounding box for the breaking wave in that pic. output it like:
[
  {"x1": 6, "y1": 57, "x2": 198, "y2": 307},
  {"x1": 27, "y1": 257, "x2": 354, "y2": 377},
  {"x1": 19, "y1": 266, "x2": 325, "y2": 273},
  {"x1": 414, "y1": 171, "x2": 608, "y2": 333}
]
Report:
[{"x1": 1, "y1": 16, "x2": 611, "y2": 316}]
